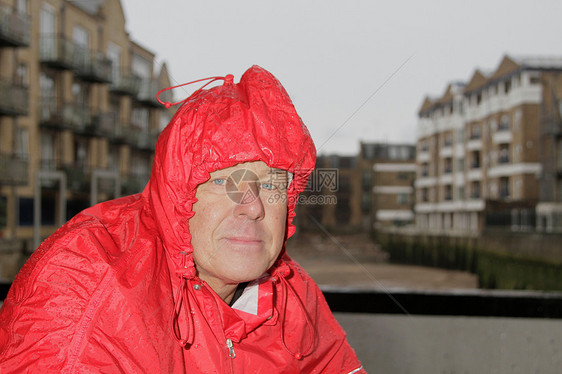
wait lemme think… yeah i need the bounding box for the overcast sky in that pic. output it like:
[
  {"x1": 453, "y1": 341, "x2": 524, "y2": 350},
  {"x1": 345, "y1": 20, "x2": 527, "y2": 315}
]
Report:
[{"x1": 121, "y1": 0, "x2": 562, "y2": 155}]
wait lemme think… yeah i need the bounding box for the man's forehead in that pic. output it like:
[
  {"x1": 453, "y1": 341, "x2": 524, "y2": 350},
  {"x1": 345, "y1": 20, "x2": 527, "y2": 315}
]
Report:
[{"x1": 209, "y1": 161, "x2": 287, "y2": 178}]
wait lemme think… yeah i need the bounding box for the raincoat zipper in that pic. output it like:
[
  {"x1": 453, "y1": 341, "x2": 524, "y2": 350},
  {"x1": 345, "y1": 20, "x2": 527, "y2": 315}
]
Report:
[
  {"x1": 225, "y1": 338, "x2": 236, "y2": 373},
  {"x1": 226, "y1": 339, "x2": 236, "y2": 358}
]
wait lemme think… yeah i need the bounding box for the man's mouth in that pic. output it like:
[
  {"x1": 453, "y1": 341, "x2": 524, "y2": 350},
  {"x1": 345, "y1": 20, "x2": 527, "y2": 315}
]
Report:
[{"x1": 226, "y1": 237, "x2": 263, "y2": 245}]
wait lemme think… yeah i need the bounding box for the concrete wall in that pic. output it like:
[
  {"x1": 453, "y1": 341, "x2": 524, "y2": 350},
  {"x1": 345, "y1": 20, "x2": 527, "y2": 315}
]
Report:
[{"x1": 336, "y1": 312, "x2": 562, "y2": 374}]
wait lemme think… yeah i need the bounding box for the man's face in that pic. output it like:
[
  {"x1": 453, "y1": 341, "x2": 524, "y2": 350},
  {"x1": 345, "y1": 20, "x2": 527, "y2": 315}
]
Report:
[{"x1": 189, "y1": 161, "x2": 288, "y2": 292}]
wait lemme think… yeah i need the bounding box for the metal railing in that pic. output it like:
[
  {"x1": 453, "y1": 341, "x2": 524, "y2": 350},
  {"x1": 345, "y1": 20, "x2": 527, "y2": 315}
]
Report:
[
  {"x1": 75, "y1": 49, "x2": 112, "y2": 83},
  {"x1": 110, "y1": 72, "x2": 142, "y2": 96},
  {"x1": 0, "y1": 152, "x2": 28, "y2": 185},
  {"x1": 0, "y1": 5, "x2": 30, "y2": 47},
  {"x1": 40, "y1": 35, "x2": 112, "y2": 83},
  {"x1": 39, "y1": 96, "x2": 92, "y2": 133},
  {"x1": 39, "y1": 36, "x2": 79, "y2": 70},
  {"x1": 0, "y1": 80, "x2": 28, "y2": 116},
  {"x1": 136, "y1": 78, "x2": 160, "y2": 107}
]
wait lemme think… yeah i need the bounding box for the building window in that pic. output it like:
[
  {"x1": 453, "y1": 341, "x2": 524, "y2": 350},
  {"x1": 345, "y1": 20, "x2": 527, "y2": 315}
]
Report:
[
  {"x1": 498, "y1": 144, "x2": 510, "y2": 164},
  {"x1": 421, "y1": 163, "x2": 428, "y2": 177},
  {"x1": 499, "y1": 115, "x2": 510, "y2": 131},
  {"x1": 456, "y1": 128, "x2": 464, "y2": 143},
  {"x1": 457, "y1": 186, "x2": 465, "y2": 201},
  {"x1": 397, "y1": 193, "x2": 409, "y2": 205},
  {"x1": 504, "y1": 80, "x2": 511, "y2": 94},
  {"x1": 40, "y1": 4, "x2": 56, "y2": 37},
  {"x1": 107, "y1": 42, "x2": 122, "y2": 83},
  {"x1": 131, "y1": 106, "x2": 149, "y2": 131},
  {"x1": 499, "y1": 177, "x2": 510, "y2": 198},
  {"x1": 443, "y1": 158, "x2": 452, "y2": 174},
  {"x1": 444, "y1": 185, "x2": 452, "y2": 201},
  {"x1": 456, "y1": 158, "x2": 464, "y2": 173},
  {"x1": 17, "y1": 0, "x2": 29, "y2": 15},
  {"x1": 16, "y1": 63, "x2": 28, "y2": 86},
  {"x1": 362, "y1": 170, "x2": 371, "y2": 192},
  {"x1": 74, "y1": 138, "x2": 89, "y2": 168},
  {"x1": 422, "y1": 188, "x2": 429, "y2": 202},
  {"x1": 471, "y1": 151, "x2": 480, "y2": 169},
  {"x1": 397, "y1": 172, "x2": 410, "y2": 180},
  {"x1": 18, "y1": 197, "x2": 55, "y2": 226},
  {"x1": 471, "y1": 124, "x2": 481, "y2": 140},
  {"x1": 73, "y1": 25, "x2": 90, "y2": 49},
  {"x1": 0, "y1": 195, "x2": 6, "y2": 230},
  {"x1": 471, "y1": 181, "x2": 481, "y2": 199},
  {"x1": 16, "y1": 127, "x2": 29, "y2": 158}
]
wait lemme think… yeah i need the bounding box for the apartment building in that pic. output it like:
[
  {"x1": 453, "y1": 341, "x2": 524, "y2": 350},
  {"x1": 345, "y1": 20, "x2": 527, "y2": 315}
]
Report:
[
  {"x1": 359, "y1": 142, "x2": 416, "y2": 230},
  {"x1": 415, "y1": 55, "x2": 562, "y2": 233},
  {"x1": 297, "y1": 154, "x2": 362, "y2": 233},
  {"x1": 0, "y1": 0, "x2": 173, "y2": 277}
]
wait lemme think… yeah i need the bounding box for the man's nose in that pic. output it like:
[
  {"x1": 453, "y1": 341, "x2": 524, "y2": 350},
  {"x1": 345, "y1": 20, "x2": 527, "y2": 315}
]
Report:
[{"x1": 233, "y1": 182, "x2": 265, "y2": 220}]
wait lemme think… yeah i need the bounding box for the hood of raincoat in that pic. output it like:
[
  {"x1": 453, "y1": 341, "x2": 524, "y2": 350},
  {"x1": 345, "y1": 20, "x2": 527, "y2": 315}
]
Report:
[{"x1": 143, "y1": 65, "x2": 316, "y2": 281}]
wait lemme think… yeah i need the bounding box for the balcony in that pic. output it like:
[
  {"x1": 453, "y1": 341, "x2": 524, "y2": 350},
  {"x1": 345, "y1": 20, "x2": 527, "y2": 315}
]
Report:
[
  {"x1": 499, "y1": 187, "x2": 510, "y2": 199},
  {"x1": 136, "y1": 78, "x2": 160, "y2": 107},
  {"x1": 92, "y1": 112, "x2": 119, "y2": 138},
  {"x1": 75, "y1": 49, "x2": 113, "y2": 83},
  {"x1": 39, "y1": 97, "x2": 92, "y2": 134},
  {"x1": 0, "y1": 5, "x2": 30, "y2": 47},
  {"x1": 470, "y1": 190, "x2": 481, "y2": 199},
  {"x1": 135, "y1": 129, "x2": 160, "y2": 151},
  {"x1": 0, "y1": 152, "x2": 28, "y2": 185},
  {"x1": 40, "y1": 36, "x2": 78, "y2": 70},
  {"x1": 110, "y1": 72, "x2": 142, "y2": 96},
  {"x1": 62, "y1": 163, "x2": 90, "y2": 192},
  {"x1": 121, "y1": 172, "x2": 150, "y2": 195},
  {"x1": 498, "y1": 155, "x2": 510, "y2": 164},
  {"x1": 0, "y1": 80, "x2": 28, "y2": 116}
]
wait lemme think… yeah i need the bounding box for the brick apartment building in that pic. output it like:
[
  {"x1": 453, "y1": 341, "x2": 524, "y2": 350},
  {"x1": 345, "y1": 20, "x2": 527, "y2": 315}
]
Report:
[
  {"x1": 415, "y1": 55, "x2": 562, "y2": 234},
  {"x1": 296, "y1": 143, "x2": 416, "y2": 234},
  {"x1": 358, "y1": 142, "x2": 416, "y2": 230},
  {"x1": 0, "y1": 0, "x2": 173, "y2": 278}
]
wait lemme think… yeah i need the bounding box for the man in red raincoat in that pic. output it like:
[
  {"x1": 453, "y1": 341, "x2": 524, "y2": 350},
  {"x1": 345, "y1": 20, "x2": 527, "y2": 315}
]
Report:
[{"x1": 0, "y1": 66, "x2": 365, "y2": 373}]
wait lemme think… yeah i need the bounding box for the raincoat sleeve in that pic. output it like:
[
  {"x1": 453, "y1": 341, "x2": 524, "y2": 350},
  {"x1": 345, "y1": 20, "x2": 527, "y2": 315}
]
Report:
[{"x1": 0, "y1": 215, "x2": 115, "y2": 372}]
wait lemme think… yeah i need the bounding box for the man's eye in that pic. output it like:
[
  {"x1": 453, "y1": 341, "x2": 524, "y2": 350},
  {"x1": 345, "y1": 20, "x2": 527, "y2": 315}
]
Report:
[
  {"x1": 212, "y1": 178, "x2": 227, "y2": 186},
  {"x1": 261, "y1": 182, "x2": 276, "y2": 190}
]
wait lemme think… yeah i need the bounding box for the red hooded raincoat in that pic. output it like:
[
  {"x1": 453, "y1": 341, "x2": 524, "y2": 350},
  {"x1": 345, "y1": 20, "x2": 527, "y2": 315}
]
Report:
[{"x1": 0, "y1": 66, "x2": 365, "y2": 373}]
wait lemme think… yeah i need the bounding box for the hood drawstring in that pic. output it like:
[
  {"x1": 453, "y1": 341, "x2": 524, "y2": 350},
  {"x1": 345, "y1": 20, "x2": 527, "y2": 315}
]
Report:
[
  {"x1": 272, "y1": 264, "x2": 316, "y2": 360},
  {"x1": 172, "y1": 251, "x2": 196, "y2": 348},
  {"x1": 157, "y1": 75, "x2": 234, "y2": 109}
]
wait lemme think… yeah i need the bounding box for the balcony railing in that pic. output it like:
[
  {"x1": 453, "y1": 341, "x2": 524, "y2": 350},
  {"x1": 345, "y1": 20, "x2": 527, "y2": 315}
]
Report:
[
  {"x1": 0, "y1": 5, "x2": 30, "y2": 47},
  {"x1": 499, "y1": 187, "x2": 510, "y2": 199},
  {"x1": 39, "y1": 97, "x2": 92, "y2": 134},
  {"x1": 40, "y1": 36, "x2": 79, "y2": 70},
  {"x1": 75, "y1": 49, "x2": 113, "y2": 83},
  {"x1": 93, "y1": 112, "x2": 119, "y2": 138},
  {"x1": 498, "y1": 155, "x2": 510, "y2": 164},
  {"x1": 62, "y1": 163, "x2": 90, "y2": 192},
  {"x1": 136, "y1": 78, "x2": 160, "y2": 107},
  {"x1": 121, "y1": 172, "x2": 150, "y2": 195},
  {"x1": 470, "y1": 191, "x2": 481, "y2": 199},
  {"x1": 0, "y1": 152, "x2": 28, "y2": 185},
  {"x1": 110, "y1": 72, "x2": 142, "y2": 96},
  {"x1": 0, "y1": 80, "x2": 28, "y2": 116}
]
